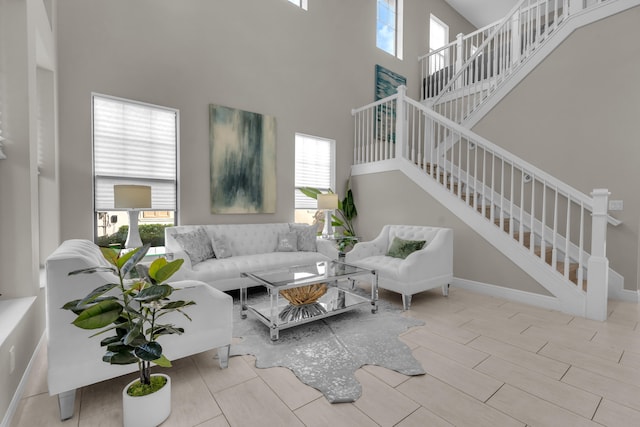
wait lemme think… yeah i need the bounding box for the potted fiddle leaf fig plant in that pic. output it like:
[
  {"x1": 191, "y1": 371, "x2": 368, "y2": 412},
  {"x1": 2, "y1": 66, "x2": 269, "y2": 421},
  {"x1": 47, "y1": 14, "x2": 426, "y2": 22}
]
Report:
[{"x1": 62, "y1": 244, "x2": 193, "y2": 427}]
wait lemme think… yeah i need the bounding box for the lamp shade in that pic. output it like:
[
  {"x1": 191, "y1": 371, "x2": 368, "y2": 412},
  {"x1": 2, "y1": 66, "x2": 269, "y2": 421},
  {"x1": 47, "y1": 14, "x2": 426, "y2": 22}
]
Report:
[
  {"x1": 114, "y1": 185, "x2": 152, "y2": 209},
  {"x1": 317, "y1": 193, "x2": 339, "y2": 210}
]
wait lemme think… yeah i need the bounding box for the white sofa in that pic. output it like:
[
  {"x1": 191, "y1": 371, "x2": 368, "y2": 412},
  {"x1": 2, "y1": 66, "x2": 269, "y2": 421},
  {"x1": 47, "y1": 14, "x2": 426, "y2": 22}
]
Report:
[
  {"x1": 165, "y1": 223, "x2": 339, "y2": 291},
  {"x1": 45, "y1": 239, "x2": 233, "y2": 420},
  {"x1": 346, "y1": 225, "x2": 453, "y2": 310}
]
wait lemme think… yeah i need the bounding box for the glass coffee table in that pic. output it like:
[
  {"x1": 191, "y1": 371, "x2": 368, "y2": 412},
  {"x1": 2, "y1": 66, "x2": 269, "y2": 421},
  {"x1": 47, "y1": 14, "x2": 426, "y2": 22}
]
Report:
[{"x1": 240, "y1": 260, "x2": 378, "y2": 340}]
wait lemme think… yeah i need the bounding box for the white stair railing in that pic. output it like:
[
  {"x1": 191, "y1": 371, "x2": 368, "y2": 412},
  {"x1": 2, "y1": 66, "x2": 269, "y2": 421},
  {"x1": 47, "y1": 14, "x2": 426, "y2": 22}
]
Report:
[
  {"x1": 423, "y1": 0, "x2": 612, "y2": 123},
  {"x1": 419, "y1": 21, "x2": 500, "y2": 100},
  {"x1": 352, "y1": 86, "x2": 616, "y2": 319}
]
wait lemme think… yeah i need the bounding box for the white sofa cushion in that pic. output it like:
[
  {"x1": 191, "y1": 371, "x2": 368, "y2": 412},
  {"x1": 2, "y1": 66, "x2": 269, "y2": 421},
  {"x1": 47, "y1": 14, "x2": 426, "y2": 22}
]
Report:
[
  {"x1": 205, "y1": 223, "x2": 291, "y2": 256},
  {"x1": 190, "y1": 252, "x2": 329, "y2": 282}
]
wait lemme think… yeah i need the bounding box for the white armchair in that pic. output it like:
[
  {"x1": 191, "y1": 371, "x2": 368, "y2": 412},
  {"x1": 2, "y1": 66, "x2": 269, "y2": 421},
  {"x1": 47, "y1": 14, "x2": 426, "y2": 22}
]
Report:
[
  {"x1": 45, "y1": 239, "x2": 233, "y2": 420},
  {"x1": 346, "y1": 225, "x2": 453, "y2": 310}
]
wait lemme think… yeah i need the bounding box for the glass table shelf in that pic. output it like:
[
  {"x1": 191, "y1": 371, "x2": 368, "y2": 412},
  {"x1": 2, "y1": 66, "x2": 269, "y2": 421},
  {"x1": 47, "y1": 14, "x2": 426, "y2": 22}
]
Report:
[{"x1": 240, "y1": 260, "x2": 378, "y2": 340}]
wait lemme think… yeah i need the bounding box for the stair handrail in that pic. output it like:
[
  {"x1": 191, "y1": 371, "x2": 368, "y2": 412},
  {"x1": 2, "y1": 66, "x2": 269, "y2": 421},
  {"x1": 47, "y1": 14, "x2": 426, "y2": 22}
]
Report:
[
  {"x1": 417, "y1": 20, "x2": 501, "y2": 63},
  {"x1": 428, "y1": 0, "x2": 596, "y2": 122},
  {"x1": 352, "y1": 87, "x2": 620, "y2": 226},
  {"x1": 419, "y1": 20, "x2": 502, "y2": 100},
  {"x1": 403, "y1": 93, "x2": 621, "y2": 226}
]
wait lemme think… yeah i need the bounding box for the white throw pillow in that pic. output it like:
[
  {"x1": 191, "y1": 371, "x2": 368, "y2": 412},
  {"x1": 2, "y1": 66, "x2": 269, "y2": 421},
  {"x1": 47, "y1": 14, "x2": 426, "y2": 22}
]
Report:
[
  {"x1": 289, "y1": 223, "x2": 318, "y2": 252},
  {"x1": 173, "y1": 227, "x2": 215, "y2": 265},
  {"x1": 212, "y1": 235, "x2": 233, "y2": 259},
  {"x1": 276, "y1": 232, "x2": 298, "y2": 252}
]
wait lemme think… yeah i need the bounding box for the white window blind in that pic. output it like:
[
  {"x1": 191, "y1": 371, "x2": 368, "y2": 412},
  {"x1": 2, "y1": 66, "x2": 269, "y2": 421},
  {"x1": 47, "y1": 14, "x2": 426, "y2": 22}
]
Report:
[
  {"x1": 93, "y1": 94, "x2": 177, "y2": 211},
  {"x1": 295, "y1": 134, "x2": 335, "y2": 209}
]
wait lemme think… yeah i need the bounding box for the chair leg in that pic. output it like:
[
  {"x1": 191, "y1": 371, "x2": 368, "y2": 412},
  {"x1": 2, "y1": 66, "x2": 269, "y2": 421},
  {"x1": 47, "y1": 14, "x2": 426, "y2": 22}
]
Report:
[
  {"x1": 58, "y1": 389, "x2": 76, "y2": 421},
  {"x1": 402, "y1": 294, "x2": 412, "y2": 310},
  {"x1": 218, "y1": 344, "x2": 230, "y2": 369},
  {"x1": 442, "y1": 283, "x2": 449, "y2": 297}
]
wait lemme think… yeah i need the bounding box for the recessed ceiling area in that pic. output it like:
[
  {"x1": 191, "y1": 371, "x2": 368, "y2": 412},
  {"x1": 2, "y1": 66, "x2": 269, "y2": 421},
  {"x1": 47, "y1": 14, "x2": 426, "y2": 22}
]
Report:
[{"x1": 445, "y1": 0, "x2": 520, "y2": 28}]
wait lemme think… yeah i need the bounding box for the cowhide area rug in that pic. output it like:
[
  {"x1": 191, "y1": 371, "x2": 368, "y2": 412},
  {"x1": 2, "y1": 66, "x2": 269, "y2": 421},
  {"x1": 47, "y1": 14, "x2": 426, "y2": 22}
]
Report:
[{"x1": 229, "y1": 287, "x2": 425, "y2": 403}]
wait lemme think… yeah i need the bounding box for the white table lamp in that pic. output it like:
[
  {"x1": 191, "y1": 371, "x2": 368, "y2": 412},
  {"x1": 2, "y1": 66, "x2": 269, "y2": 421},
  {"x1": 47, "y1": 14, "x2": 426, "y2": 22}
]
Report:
[
  {"x1": 317, "y1": 193, "x2": 339, "y2": 238},
  {"x1": 114, "y1": 185, "x2": 152, "y2": 248}
]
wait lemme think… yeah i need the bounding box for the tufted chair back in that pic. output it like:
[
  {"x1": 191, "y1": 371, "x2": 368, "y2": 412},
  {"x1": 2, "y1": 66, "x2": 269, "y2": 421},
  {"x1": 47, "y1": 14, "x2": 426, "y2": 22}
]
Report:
[
  {"x1": 204, "y1": 223, "x2": 291, "y2": 256},
  {"x1": 385, "y1": 225, "x2": 441, "y2": 250}
]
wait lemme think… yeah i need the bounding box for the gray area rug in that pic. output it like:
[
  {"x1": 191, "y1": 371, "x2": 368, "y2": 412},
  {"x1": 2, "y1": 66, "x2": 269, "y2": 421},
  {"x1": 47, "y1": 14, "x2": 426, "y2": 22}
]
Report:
[{"x1": 230, "y1": 288, "x2": 425, "y2": 403}]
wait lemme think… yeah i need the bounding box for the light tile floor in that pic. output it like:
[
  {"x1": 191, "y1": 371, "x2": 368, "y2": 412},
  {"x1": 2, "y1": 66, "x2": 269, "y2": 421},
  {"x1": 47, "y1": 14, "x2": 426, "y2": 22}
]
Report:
[{"x1": 9, "y1": 287, "x2": 640, "y2": 427}]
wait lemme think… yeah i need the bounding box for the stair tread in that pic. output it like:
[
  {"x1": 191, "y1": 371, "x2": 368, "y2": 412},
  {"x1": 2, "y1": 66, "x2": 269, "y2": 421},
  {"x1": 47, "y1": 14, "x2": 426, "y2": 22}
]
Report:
[
  {"x1": 555, "y1": 261, "x2": 580, "y2": 284},
  {"x1": 423, "y1": 166, "x2": 586, "y2": 288}
]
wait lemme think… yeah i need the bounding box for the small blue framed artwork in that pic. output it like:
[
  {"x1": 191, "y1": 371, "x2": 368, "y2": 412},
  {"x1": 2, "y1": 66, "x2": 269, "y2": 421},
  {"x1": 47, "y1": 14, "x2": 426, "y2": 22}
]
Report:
[{"x1": 209, "y1": 104, "x2": 277, "y2": 214}]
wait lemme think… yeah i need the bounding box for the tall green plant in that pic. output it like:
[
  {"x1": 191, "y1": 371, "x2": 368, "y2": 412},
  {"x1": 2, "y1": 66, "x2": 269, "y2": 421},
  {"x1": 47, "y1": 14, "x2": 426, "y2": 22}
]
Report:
[{"x1": 62, "y1": 244, "x2": 193, "y2": 391}]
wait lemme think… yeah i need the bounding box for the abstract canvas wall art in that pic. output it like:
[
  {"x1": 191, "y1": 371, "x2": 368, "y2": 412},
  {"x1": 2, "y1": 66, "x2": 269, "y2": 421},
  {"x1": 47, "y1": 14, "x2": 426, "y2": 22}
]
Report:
[
  {"x1": 209, "y1": 105, "x2": 277, "y2": 214},
  {"x1": 375, "y1": 64, "x2": 406, "y2": 100},
  {"x1": 374, "y1": 65, "x2": 406, "y2": 144}
]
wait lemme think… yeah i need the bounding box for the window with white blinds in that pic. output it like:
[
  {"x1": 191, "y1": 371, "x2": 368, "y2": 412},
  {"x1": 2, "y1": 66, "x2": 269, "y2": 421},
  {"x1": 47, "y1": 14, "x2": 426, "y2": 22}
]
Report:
[
  {"x1": 92, "y1": 94, "x2": 178, "y2": 211},
  {"x1": 294, "y1": 133, "x2": 335, "y2": 209}
]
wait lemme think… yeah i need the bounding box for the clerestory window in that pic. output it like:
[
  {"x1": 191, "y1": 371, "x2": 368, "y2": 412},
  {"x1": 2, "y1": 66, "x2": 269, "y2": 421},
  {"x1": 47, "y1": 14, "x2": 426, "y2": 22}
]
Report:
[
  {"x1": 377, "y1": 0, "x2": 403, "y2": 59},
  {"x1": 429, "y1": 14, "x2": 450, "y2": 71}
]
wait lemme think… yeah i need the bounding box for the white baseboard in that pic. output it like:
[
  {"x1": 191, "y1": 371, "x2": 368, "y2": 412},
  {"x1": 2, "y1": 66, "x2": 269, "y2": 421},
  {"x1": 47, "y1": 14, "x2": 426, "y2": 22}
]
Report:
[
  {"x1": 608, "y1": 285, "x2": 639, "y2": 303},
  {"x1": 451, "y1": 277, "x2": 563, "y2": 312},
  {"x1": 1, "y1": 332, "x2": 46, "y2": 427},
  {"x1": 451, "y1": 278, "x2": 640, "y2": 311}
]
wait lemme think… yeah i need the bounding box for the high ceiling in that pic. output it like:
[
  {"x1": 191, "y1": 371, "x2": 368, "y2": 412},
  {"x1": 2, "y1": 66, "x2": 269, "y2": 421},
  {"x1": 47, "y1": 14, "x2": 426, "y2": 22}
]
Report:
[{"x1": 445, "y1": 0, "x2": 520, "y2": 28}]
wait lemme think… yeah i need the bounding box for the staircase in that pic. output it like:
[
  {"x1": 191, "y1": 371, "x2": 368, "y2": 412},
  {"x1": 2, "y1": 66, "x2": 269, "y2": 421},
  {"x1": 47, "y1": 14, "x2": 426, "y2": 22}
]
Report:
[
  {"x1": 421, "y1": 0, "x2": 640, "y2": 128},
  {"x1": 348, "y1": 0, "x2": 640, "y2": 319},
  {"x1": 351, "y1": 87, "x2": 617, "y2": 319}
]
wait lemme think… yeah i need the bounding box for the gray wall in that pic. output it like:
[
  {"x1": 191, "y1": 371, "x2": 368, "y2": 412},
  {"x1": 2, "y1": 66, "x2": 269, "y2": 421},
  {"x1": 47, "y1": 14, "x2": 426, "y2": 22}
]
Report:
[
  {"x1": 57, "y1": 0, "x2": 475, "y2": 239},
  {"x1": 472, "y1": 6, "x2": 640, "y2": 291},
  {"x1": 0, "y1": 0, "x2": 54, "y2": 420}
]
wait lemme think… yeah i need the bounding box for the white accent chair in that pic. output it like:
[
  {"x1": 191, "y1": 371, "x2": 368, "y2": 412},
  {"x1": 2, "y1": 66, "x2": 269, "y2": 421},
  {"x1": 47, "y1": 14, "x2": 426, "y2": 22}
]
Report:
[
  {"x1": 346, "y1": 225, "x2": 453, "y2": 310},
  {"x1": 45, "y1": 239, "x2": 233, "y2": 420}
]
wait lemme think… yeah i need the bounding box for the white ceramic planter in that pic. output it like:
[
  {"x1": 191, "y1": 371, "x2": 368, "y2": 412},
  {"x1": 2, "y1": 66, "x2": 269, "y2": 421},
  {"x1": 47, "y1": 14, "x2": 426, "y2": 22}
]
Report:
[{"x1": 122, "y1": 374, "x2": 171, "y2": 427}]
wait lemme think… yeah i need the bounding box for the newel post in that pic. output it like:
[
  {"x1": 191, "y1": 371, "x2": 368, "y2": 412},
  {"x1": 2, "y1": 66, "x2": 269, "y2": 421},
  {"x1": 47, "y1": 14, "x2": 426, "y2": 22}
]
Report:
[
  {"x1": 395, "y1": 85, "x2": 407, "y2": 160},
  {"x1": 454, "y1": 33, "x2": 464, "y2": 87},
  {"x1": 586, "y1": 188, "x2": 609, "y2": 321},
  {"x1": 510, "y1": 13, "x2": 520, "y2": 65}
]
